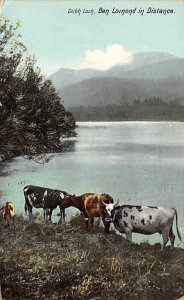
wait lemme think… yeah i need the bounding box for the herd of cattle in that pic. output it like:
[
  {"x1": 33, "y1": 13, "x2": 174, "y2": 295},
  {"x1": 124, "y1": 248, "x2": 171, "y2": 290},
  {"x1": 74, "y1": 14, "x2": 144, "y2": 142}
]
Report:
[{"x1": 0, "y1": 185, "x2": 182, "y2": 250}]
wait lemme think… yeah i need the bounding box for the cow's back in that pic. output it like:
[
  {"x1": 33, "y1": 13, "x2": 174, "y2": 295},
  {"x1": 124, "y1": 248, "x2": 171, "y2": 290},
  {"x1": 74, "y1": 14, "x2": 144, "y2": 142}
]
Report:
[
  {"x1": 24, "y1": 185, "x2": 46, "y2": 207},
  {"x1": 23, "y1": 185, "x2": 64, "y2": 209},
  {"x1": 114, "y1": 205, "x2": 176, "y2": 234},
  {"x1": 24, "y1": 185, "x2": 54, "y2": 195}
]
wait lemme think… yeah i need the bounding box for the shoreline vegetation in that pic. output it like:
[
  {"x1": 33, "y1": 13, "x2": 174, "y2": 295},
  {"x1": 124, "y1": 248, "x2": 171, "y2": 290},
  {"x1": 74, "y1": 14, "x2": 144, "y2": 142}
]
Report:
[
  {"x1": 0, "y1": 17, "x2": 76, "y2": 162},
  {"x1": 69, "y1": 98, "x2": 184, "y2": 122},
  {"x1": 0, "y1": 214, "x2": 184, "y2": 300}
]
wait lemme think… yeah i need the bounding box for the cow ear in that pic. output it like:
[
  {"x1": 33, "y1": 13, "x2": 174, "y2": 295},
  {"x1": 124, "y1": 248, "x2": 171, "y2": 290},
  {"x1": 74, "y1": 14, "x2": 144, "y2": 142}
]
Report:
[{"x1": 115, "y1": 205, "x2": 120, "y2": 210}]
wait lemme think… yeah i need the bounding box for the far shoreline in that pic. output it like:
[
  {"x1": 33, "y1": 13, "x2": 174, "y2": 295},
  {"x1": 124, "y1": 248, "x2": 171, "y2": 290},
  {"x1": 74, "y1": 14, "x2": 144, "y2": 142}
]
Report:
[{"x1": 76, "y1": 120, "x2": 184, "y2": 124}]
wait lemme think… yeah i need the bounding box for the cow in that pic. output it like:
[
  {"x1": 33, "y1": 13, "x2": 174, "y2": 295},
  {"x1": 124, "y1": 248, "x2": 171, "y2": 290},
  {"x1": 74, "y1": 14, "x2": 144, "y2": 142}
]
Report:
[
  {"x1": 0, "y1": 201, "x2": 15, "y2": 228},
  {"x1": 23, "y1": 185, "x2": 71, "y2": 222},
  {"x1": 103, "y1": 202, "x2": 182, "y2": 250},
  {"x1": 59, "y1": 193, "x2": 114, "y2": 233}
]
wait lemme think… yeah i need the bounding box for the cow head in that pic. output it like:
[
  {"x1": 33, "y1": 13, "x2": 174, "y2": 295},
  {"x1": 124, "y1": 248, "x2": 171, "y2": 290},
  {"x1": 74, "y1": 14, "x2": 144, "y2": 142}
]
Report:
[
  {"x1": 57, "y1": 192, "x2": 71, "y2": 206},
  {"x1": 59, "y1": 193, "x2": 75, "y2": 209},
  {"x1": 101, "y1": 193, "x2": 113, "y2": 204},
  {"x1": 103, "y1": 199, "x2": 119, "y2": 223}
]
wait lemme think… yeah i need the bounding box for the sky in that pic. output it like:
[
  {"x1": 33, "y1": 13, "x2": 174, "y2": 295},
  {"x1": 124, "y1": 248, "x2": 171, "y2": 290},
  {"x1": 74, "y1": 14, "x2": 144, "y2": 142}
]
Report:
[{"x1": 1, "y1": 0, "x2": 184, "y2": 76}]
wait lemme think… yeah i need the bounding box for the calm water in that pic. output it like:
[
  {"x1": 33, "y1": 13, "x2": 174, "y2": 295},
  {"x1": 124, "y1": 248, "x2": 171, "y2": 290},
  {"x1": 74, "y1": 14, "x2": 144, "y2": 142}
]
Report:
[{"x1": 1, "y1": 121, "x2": 184, "y2": 247}]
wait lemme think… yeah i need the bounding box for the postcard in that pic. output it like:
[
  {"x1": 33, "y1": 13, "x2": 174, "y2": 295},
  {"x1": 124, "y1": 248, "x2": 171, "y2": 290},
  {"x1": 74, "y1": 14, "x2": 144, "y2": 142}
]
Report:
[{"x1": 0, "y1": 1, "x2": 184, "y2": 299}]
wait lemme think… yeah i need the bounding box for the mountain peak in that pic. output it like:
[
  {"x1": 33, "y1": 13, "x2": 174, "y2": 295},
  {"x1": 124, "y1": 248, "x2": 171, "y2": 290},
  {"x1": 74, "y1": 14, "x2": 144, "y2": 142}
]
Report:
[
  {"x1": 48, "y1": 51, "x2": 182, "y2": 90},
  {"x1": 109, "y1": 51, "x2": 177, "y2": 72}
]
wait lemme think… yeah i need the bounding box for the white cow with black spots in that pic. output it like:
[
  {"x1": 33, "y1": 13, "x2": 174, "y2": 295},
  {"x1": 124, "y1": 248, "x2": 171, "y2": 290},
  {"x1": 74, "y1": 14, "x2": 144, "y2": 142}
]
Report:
[
  {"x1": 24, "y1": 185, "x2": 71, "y2": 222},
  {"x1": 103, "y1": 202, "x2": 182, "y2": 250}
]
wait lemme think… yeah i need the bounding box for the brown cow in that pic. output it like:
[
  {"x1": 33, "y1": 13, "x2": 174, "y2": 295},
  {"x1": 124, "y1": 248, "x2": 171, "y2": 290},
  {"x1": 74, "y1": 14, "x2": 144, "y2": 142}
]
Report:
[
  {"x1": 60, "y1": 193, "x2": 114, "y2": 233},
  {"x1": 0, "y1": 201, "x2": 15, "y2": 228}
]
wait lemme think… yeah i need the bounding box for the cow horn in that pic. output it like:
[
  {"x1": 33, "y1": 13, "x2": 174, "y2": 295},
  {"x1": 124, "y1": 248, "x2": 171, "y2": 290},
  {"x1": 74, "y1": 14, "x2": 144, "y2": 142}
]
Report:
[
  {"x1": 102, "y1": 201, "x2": 108, "y2": 207},
  {"x1": 114, "y1": 199, "x2": 119, "y2": 207}
]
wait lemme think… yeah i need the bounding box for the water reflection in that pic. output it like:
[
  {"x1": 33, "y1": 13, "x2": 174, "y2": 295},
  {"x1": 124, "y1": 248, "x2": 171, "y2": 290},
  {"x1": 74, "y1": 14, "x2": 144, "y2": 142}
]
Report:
[
  {"x1": 59, "y1": 139, "x2": 77, "y2": 153},
  {"x1": 0, "y1": 138, "x2": 77, "y2": 178},
  {"x1": 0, "y1": 159, "x2": 14, "y2": 177},
  {"x1": 114, "y1": 142, "x2": 184, "y2": 158}
]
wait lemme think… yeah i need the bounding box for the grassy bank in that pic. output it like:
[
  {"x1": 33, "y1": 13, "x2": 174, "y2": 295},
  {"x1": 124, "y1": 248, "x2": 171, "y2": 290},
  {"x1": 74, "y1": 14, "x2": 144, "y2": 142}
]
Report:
[{"x1": 0, "y1": 214, "x2": 184, "y2": 300}]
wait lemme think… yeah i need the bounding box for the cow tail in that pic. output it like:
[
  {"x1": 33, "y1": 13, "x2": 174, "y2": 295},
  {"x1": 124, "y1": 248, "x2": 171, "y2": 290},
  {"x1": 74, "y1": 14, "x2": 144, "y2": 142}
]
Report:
[
  {"x1": 23, "y1": 188, "x2": 28, "y2": 215},
  {"x1": 172, "y1": 208, "x2": 182, "y2": 241}
]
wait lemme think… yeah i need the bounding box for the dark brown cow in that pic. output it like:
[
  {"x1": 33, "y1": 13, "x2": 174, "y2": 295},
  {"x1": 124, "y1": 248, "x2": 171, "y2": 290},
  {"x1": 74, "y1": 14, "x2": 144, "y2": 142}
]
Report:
[{"x1": 60, "y1": 193, "x2": 114, "y2": 233}]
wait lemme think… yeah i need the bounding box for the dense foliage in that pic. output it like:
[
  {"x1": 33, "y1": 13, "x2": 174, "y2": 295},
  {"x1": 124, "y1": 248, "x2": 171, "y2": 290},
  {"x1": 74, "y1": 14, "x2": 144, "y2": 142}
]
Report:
[
  {"x1": 0, "y1": 17, "x2": 76, "y2": 160},
  {"x1": 69, "y1": 98, "x2": 184, "y2": 121}
]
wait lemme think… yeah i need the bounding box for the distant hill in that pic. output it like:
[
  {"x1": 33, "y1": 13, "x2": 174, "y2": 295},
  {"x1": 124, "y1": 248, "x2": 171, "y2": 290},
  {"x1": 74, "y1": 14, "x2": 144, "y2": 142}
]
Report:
[
  {"x1": 48, "y1": 68, "x2": 101, "y2": 90},
  {"x1": 106, "y1": 58, "x2": 184, "y2": 80},
  {"x1": 59, "y1": 77, "x2": 184, "y2": 108},
  {"x1": 49, "y1": 51, "x2": 180, "y2": 90},
  {"x1": 48, "y1": 51, "x2": 184, "y2": 114}
]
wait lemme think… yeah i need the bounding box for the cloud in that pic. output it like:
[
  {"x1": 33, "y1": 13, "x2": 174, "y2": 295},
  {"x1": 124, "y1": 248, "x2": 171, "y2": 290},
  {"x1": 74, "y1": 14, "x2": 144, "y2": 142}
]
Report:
[
  {"x1": 39, "y1": 44, "x2": 134, "y2": 76},
  {"x1": 85, "y1": 44, "x2": 134, "y2": 70}
]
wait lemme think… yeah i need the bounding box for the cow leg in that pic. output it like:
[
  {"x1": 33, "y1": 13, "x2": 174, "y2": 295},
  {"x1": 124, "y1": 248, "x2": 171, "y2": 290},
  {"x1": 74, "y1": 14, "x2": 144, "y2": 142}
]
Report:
[
  {"x1": 4, "y1": 217, "x2": 8, "y2": 228},
  {"x1": 43, "y1": 209, "x2": 46, "y2": 220},
  {"x1": 161, "y1": 230, "x2": 169, "y2": 251},
  {"x1": 25, "y1": 196, "x2": 33, "y2": 221},
  {"x1": 102, "y1": 217, "x2": 110, "y2": 234},
  {"x1": 169, "y1": 227, "x2": 175, "y2": 248},
  {"x1": 84, "y1": 218, "x2": 89, "y2": 229},
  {"x1": 12, "y1": 216, "x2": 15, "y2": 229},
  {"x1": 104, "y1": 222, "x2": 110, "y2": 234},
  {"x1": 26, "y1": 204, "x2": 33, "y2": 221},
  {"x1": 90, "y1": 217, "x2": 94, "y2": 230},
  {"x1": 125, "y1": 230, "x2": 132, "y2": 242},
  {"x1": 25, "y1": 203, "x2": 28, "y2": 215},
  {"x1": 48, "y1": 209, "x2": 53, "y2": 222},
  {"x1": 25, "y1": 202, "x2": 32, "y2": 220},
  {"x1": 83, "y1": 213, "x2": 89, "y2": 230},
  {"x1": 59, "y1": 208, "x2": 66, "y2": 223},
  {"x1": 62, "y1": 209, "x2": 66, "y2": 222},
  {"x1": 43, "y1": 208, "x2": 49, "y2": 223},
  {"x1": 4, "y1": 215, "x2": 10, "y2": 228}
]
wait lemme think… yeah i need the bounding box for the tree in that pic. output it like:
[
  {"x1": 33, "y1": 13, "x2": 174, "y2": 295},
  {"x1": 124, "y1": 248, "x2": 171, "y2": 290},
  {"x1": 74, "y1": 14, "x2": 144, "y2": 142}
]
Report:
[{"x1": 0, "y1": 17, "x2": 76, "y2": 161}]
